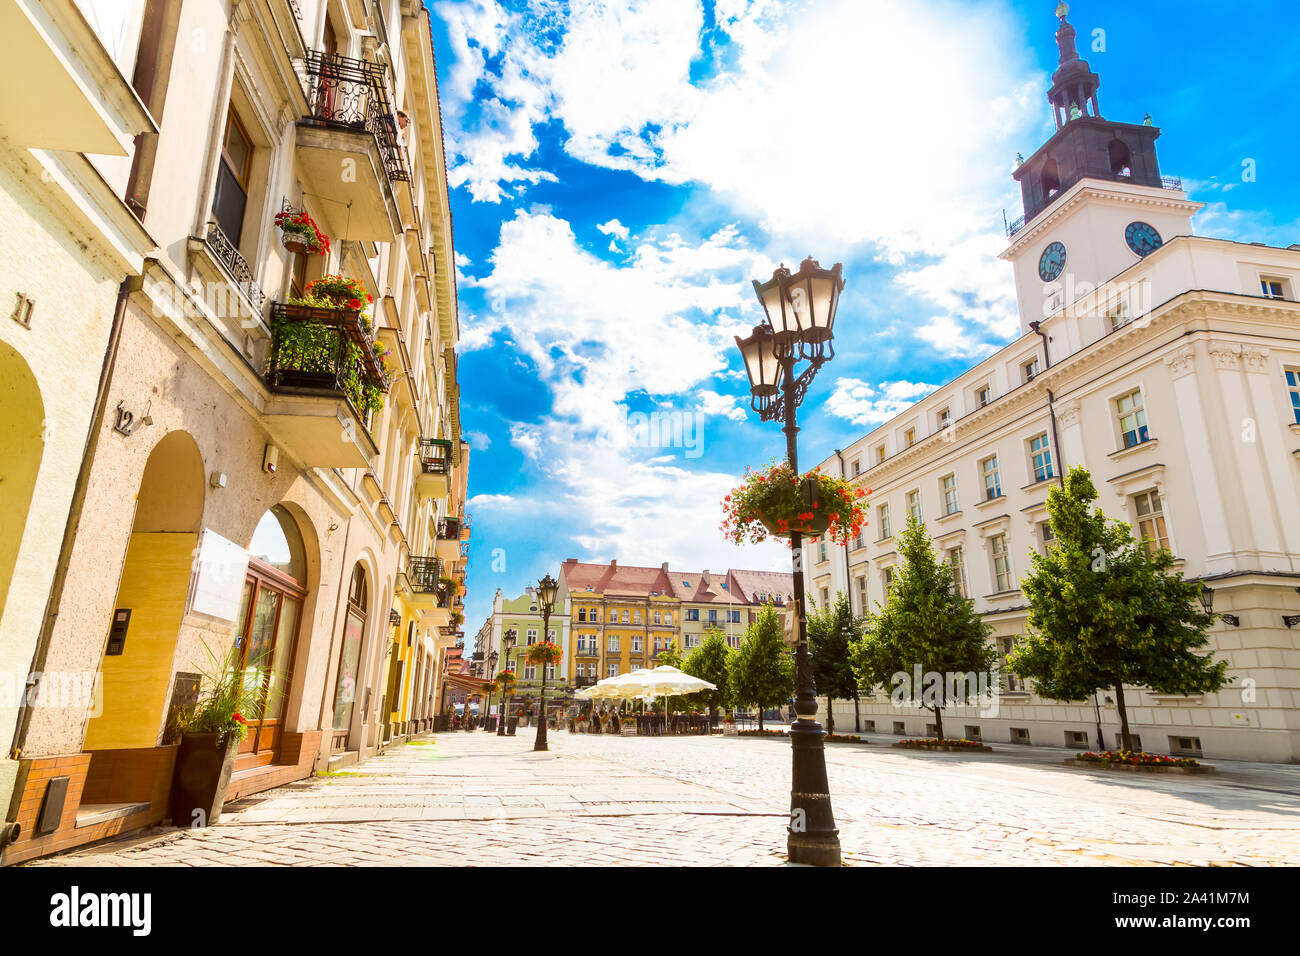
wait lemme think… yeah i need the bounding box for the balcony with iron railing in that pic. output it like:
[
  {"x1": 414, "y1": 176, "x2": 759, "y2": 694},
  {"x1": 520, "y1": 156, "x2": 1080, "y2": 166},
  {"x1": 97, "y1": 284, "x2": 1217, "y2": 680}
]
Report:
[
  {"x1": 294, "y1": 51, "x2": 409, "y2": 242},
  {"x1": 415, "y1": 437, "x2": 453, "y2": 499},
  {"x1": 260, "y1": 301, "x2": 388, "y2": 467}
]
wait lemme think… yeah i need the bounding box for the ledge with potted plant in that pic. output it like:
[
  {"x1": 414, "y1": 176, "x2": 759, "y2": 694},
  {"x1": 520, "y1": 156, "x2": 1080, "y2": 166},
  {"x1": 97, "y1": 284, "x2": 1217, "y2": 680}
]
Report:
[
  {"x1": 168, "y1": 645, "x2": 269, "y2": 827},
  {"x1": 1065, "y1": 750, "x2": 1215, "y2": 774},
  {"x1": 722, "y1": 461, "x2": 867, "y2": 546}
]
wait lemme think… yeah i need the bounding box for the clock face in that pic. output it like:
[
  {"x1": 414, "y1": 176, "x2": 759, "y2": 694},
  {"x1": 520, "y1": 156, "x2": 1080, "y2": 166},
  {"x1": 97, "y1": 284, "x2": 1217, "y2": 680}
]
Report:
[
  {"x1": 1125, "y1": 221, "x2": 1163, "y2": 257},
  {"x1": 1038, "y1": 241, "x2": 1067, "y2": 282}
]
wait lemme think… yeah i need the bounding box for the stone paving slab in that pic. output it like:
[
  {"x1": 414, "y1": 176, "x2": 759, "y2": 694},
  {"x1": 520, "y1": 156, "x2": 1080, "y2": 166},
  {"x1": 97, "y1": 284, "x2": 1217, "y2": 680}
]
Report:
[{"x1": 24, "y1": 730, "x2": 1300, "y2": 867}]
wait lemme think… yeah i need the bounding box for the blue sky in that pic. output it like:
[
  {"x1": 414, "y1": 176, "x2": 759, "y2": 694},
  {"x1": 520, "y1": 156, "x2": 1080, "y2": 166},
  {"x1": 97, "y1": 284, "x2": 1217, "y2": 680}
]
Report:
[{"x1": 426, "y1": 0, "x2": 1298, "y2": 645}]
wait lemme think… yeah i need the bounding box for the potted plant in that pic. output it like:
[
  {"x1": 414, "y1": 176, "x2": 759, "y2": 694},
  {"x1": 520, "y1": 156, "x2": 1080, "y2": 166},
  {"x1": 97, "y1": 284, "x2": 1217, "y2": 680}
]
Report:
[
  {"x1": 274, "y1": 209, "x2": 330, "y2": 257},
  {"x1": 169, "y1": 644, "x2": 266, "y2": 827},
  {"x1": 721, "y1": 461, "x2": 868, "y2": 546},
  {"x1": 300, "y1": 274, "x2": 372, "y2": 312}
]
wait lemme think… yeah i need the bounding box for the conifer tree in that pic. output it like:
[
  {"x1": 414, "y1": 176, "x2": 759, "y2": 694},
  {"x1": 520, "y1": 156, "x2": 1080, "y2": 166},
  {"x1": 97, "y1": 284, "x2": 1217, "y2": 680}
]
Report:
[{"x1": 851, "y1": 515, "x2": 995, "y2": 740}]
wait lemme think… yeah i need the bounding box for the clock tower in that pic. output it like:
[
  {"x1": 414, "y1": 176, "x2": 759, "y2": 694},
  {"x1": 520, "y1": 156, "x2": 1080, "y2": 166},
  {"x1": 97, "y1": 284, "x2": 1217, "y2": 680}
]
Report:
[{"x1": 1001, "y1": 3, "x2": 1202, "y2": 332}]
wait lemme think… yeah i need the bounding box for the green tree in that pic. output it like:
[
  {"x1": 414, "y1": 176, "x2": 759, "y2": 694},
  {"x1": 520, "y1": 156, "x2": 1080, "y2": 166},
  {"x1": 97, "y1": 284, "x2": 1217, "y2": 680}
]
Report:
[
  {"x1": 682, "y1": 626, "x2": 732, "y2": 727},
  {"x1": 807, "y1": 592, "x2": 864, "y2": 735},
  {"x1": 657, "y1": 640, "x2": 683, "y2": 669},
  {"x1": 851, "y1": 514, "x2": 995, "y2": 740},
  {"x1": 1010, "y1": 466, "x2": 1227, "y2": 751},
  {"x1": 727, "y1": 605, "x2": 794, "y2": 730}
]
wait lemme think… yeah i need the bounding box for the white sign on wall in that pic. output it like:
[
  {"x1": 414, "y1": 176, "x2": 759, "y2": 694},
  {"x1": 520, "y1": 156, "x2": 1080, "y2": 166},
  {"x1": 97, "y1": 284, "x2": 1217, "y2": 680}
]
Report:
[{"x1": 188, "y1": 528, "x2": 250, "y2": 621}]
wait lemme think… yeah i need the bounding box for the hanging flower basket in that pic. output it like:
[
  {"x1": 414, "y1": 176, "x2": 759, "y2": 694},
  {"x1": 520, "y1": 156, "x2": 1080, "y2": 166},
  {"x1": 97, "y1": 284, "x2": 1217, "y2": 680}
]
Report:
[
  {"x1": 274, "y1": 209, "x2": 330, "y2": 257},
  {"x1": 721, "y1": 462, "x2": 867, "y2": 546},
  {"x1": 525, "y1": 640, "x2": 563, "y2": 667}
]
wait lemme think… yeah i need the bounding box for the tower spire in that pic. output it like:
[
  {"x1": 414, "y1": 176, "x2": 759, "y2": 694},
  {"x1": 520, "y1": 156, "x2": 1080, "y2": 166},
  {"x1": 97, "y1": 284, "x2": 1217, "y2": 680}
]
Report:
[{"x1": 1046, "y1": 3, "x2": 1100, "y2": 129}]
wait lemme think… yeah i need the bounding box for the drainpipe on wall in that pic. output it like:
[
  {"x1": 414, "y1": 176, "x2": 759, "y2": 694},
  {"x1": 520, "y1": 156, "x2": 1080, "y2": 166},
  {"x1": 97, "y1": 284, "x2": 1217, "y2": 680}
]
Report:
[
  {"x1": 1029, "y1": 321, "x2": 1066, "y2": 487},
  {"x1": 6, "y1": 277, "x2": 134, "y2": 848}
]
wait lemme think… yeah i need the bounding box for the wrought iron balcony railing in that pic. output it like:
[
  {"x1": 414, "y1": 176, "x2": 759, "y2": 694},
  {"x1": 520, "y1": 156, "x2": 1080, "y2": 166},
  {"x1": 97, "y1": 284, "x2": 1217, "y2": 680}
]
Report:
[
  {"x1": 419, "y1": 437, "x2": 453, "y2": 474},
  {"x1": 265, "y1": 302, "x2": 387, "y2": 416},
  {"x1": 406, "y1": 555, "x2": 443, "y2": 595},
  {"x1": 205, "y1": 221, "x2": 266, "y2": 312},
  {"x1": 299, "y1": 50, "x2": 410, "y2": 186}
]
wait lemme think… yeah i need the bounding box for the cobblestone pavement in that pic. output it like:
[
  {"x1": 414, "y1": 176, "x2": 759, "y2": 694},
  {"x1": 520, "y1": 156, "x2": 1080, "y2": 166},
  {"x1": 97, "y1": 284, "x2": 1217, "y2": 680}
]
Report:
[{"x1": 25, "y1": 731, "x2": 1300, "y2": 866}]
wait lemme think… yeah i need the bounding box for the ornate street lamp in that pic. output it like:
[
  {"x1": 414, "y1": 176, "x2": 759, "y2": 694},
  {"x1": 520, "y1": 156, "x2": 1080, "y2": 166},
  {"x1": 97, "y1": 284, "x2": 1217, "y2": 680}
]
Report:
[
  {"x1": 533, "y1": 573, "x2": 560, "y2": 752},
  {"x1": 496, "y1": 628, "x2": 517, "y2": 736},
  {"x1": 736, "y1": 256, "x2": 846, "y2": 867}
]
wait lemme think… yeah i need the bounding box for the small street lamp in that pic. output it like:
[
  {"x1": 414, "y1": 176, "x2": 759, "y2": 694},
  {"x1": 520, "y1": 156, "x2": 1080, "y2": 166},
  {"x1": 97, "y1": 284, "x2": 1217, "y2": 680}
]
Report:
[
  {"x1": 736, "y1": 256, "x2": 845, "y2": 867},
  {"x1": 484, "y1": 650, "x2": 499, "y2": 730},
  {"x1": 533, "y1": 573, "x2": 560, "y2": 752},
  {"x1": 496, "y1": 628, "x2": 517, "y2": 736}
]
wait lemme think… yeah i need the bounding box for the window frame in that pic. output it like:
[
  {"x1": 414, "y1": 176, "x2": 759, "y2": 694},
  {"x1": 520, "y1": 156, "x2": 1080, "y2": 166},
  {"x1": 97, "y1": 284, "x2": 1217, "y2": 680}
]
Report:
[{"x1": 980, "y1": 455, "x2": 1003, "y2": 500}]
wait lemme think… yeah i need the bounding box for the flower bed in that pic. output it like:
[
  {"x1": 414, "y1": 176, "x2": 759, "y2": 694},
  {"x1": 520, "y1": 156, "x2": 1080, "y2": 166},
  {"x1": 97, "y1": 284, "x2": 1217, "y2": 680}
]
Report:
[
  {"x1": 737, "y1": 728, "x2": 786, "y2": 737},
  {"x1": 1066, "y1": 750, "x2": 1215, "y2": 774},
  {"x1": 722, "y1": 462, "x2": 867, "y2": 545},
  {"x1": 891, "y1": 738, "x2": 993, "y2": 753},
  {"x1": 824, "y1": 733, "x2": 867, "y2": 743}
]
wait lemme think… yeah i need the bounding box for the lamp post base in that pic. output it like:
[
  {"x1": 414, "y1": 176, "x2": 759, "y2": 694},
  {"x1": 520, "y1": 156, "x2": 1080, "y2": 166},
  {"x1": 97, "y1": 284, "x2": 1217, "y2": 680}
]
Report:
[{"x1": 787, "y1": 717, "x2": 841, "y2": 867}]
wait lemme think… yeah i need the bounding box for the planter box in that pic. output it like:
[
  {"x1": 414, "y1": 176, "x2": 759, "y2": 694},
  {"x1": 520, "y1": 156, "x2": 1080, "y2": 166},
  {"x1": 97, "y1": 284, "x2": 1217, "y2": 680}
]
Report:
[
  {"x1": 891, "y1": 742, "x2": 993, "y2": 753},
  {"x1": 169, "y1": 733, "x2": 237, "y2": 827},
  {"x1": 1065, "y1": 758, "x2": 1215, "y2": 774}
]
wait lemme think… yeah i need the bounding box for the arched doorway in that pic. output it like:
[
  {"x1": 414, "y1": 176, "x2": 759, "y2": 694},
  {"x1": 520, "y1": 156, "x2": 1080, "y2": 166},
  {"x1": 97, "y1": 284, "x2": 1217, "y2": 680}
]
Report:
[
  {"x1": 331, "y1": 564, "x2": 368, "y2": 752},
  {"x1": 83, "y1": 430, "x2": 205, "y2": 749},
  {"x1": 0, "y1": 341, "x2": 44, "y2": 626},
  {"x1": 232, "y1": 506, "x2": 307, "y2": 771}
]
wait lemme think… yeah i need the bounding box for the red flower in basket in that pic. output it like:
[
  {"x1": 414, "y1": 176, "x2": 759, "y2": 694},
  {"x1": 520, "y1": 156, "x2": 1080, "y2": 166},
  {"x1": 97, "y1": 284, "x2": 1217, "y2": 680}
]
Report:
[
  {"x1": 232, "y1": 712, "x2": 247, "y2": 725},
  {"x1": 347, "y1": 298, "x2": 362, "y2": 310}
]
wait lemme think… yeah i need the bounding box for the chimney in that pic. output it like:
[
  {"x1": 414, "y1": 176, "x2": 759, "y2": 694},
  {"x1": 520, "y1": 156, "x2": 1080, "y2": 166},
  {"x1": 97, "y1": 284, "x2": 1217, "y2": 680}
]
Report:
[
  {"x1": 609, "y1": 560, "x2": 617, "y2": 569},
  {"x1": 563, "y1": 558, "x2": 577, "y2": 566},
  {"x1": 661, "y1": 562, "x2": 669, "y2": 573}
]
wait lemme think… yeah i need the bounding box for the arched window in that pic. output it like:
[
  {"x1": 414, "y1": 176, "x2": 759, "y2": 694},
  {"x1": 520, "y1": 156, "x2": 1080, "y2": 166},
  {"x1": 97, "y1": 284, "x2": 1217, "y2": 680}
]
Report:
[
  {"x1": 235, "y1": 506, "x2": 307, "y2": 769},
  {"x1": 1040, "y1": 158, "x2": 1061, "y2": 198},
  {"x1": 332, "y1": 564, "x2": 368, "y2": 741},
  {"x1": 1108, "y1": 138, "x2": 1132, "y2": 177}
]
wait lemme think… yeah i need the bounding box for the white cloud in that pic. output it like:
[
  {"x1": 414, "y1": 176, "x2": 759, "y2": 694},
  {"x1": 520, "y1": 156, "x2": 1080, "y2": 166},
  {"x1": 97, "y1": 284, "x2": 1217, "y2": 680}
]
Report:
[
  {"x1": 464, "y1": 429, "x2": 492, "y2": 450},
  {"x1": 825, "y1": 378, "x2": 939, "y2": 428},
  {"x1": 915, "y1": 315, "x2": 1000, "y2": 360},
  {"x1": 439, "y1": 0, "x2": 1040, "y2": 348},
  {"x1": 467, "y1": 492, "x2": 515, "y2": 509},
  {"x1": 455, "y1": 252, "x2": 473, "y2": 267},
  {"x1": 597, "y1": 218, "x2": 630, "y2": 240},
  {"x1": 694, "y1": 389, "x2": 747, "y2": 421}
]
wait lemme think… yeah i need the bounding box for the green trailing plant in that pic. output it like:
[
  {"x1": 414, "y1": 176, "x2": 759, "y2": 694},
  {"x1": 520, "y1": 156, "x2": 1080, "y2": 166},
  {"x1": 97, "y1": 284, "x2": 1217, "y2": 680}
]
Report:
[{"x1": 269, "y1": 313, "x2": 386, "y2": 416}]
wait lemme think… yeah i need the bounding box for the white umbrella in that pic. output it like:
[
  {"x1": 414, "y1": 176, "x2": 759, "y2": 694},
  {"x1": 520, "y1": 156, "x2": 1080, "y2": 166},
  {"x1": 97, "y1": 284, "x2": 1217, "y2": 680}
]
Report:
[{"x1": 578, "y1": 666, "x2": 716, "y2": 732}]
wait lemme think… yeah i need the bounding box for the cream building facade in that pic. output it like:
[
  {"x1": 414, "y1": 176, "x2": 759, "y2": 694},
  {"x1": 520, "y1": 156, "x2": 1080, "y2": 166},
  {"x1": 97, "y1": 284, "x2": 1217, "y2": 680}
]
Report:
[
  {"x1": 805, "y1": 11, "x2": 1300, "y2": 763},
  {"x1": 2, "y1": 0, "x2": 469, "y2": 864}
]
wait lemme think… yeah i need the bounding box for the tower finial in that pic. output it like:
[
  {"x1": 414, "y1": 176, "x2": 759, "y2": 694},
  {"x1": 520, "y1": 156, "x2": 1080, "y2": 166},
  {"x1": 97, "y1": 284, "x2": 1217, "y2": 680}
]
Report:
[{"x1": 1055, "y1": 2, "x2": 1069, "y2": 19}]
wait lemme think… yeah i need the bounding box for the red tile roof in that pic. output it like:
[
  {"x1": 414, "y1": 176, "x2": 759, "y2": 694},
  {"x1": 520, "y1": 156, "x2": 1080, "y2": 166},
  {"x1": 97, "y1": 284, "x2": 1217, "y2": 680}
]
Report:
[{"x1": 559, "y1": 559, "x2": 793, "y2": 606}]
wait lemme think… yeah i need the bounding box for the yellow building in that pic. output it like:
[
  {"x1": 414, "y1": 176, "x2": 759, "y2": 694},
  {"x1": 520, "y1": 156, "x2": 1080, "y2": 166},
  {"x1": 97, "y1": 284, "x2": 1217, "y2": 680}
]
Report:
[{"x1": 558, "y1": 559, "x2": 680, "y2": 685}]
